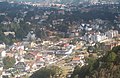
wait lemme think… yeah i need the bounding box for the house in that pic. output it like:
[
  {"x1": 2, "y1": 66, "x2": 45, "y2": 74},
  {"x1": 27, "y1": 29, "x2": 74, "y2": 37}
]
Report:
[
  {"x1": 6, "y1": 52, "x2": 14, "y2": 58},
  {"x1": 35, "y1": 61, "x2": 45, "y2": 68},
  {"x1": 30, "y1": 42, "x2": 37, "y2": 48},
  {"x1": 24, "y1": 52, "x2": 38, "y2": 60},
  {"x1": 1, "y1": 51, "x2": 6, "y2": 58},
  {"x1": 14, "y1": 62, "x2": 26, "y2": 72},
  {"x1": 1, "y1": 21, "x2": 11, "y2": 25},
  {"x1": 0, "y1": 42, "x2": 6, "y2": 49},
  {"x1": 105, "y1": 30, "x2": 119, "y2": 38},
  {"x1": 25, "y1": 61, "x2": 34, "y2": 71},
  {"x1": 23, "y1": 31, "x2": 36, "y2": 41},
  {"x1": 36, "y1": 56, "x2": 43, "y2": 61},
  {"x1": 71, "y1": 56, "x2": 85, "y2": 66},
  {"x1": 72, "y1": 57, "x2": 80, "y2": 62},
  {"x1": 4, "y1": 31, "x2": 15, "y2": 37},
  {"x1": 55, "y1": 50, "x2": 67, "y2": 55},
  {"x1": 0, "y1": 13, "x2": 6, "y2": 16},
  {"x1": 26, "y1": 56, "x2": 45, "y2": 69}
]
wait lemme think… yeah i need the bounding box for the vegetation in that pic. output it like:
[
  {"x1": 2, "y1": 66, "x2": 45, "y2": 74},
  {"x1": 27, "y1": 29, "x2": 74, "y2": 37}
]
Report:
[
  {"x1": 30, "y1": 65, "x2": 63, "y2": 78},
  {"x1": 71, "y1": 45, "x2": 120, "y2": 78},
  {"x1": 0, "y1": 2, "x2": 120, "y2": 45},
  {"x1": 3, "y1": 56, "x2": 16, "y2": 69}
]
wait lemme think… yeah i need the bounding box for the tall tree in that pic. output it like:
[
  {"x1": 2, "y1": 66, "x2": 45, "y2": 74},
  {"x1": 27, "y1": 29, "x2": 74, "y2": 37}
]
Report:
[
  {"x1": 3, "y1": 56, "x2": 16, "y2": 69},
  {"x1": 30, "y1": 65, "x2": 62, "y2": 78}
]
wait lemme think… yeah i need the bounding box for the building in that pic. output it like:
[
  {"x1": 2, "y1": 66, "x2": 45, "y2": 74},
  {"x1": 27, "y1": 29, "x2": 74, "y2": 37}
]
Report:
[
  {"x1": 0, "y1": 42, "x2": 6, "y2": 49},
  {"x1": 105, "y1": 30, "x2": 118, "y2": 38},
  {"x1": 82, "y1": 30, "x2": 119, "y2": 42},
  {"x1": 23, "y1": 31, "x2": 36, "y2": 41}
]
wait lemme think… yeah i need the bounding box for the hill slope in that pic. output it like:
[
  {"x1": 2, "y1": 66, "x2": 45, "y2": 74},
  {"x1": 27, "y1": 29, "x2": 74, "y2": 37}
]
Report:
[
  {"x1": 4, "y1": 0, "x2": 120, "y2": 4},
  {"x1": 71, "y1": 45, "x2": 120, "y2": 78}
]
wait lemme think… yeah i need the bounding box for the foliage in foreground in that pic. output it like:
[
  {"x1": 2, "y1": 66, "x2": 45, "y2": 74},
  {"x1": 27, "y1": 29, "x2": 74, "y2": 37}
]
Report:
[
  {"x1": 30, "y1": 65, "x2": 63, "y2": 78},
  {"x1": 71, "y1": 45, "x2": 120, "y2": 78}
]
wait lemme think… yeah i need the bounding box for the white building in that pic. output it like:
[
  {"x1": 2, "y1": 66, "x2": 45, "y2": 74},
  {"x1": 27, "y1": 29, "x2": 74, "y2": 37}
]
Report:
[
  {"x1": 82, "y1": 33, "x2": 107, "y2": 42},
  {"x1": 92, "y1": 34, "x2": 107, "y2": 42},
  {"x1": 1, "y1": 51, "x2": 6, "y2": 58},
  {"x1": 105, "y1": 30, "x2": 118, "y2": 38},
  {"x1": 0, "y1": 42, "x2": 6, "y2": 49},
  {"x1": 4, "y1": 31, "x2": 15, "y2": 37},
  {"x1": 82, "y1": 30, "x2": 119, "y2": 42},
  {"x1": 90, "y1": 0, "x2": 99, "y2": 4},
  {"x1": 23, "y1": 31, "x2": 36, "y2": 41}
]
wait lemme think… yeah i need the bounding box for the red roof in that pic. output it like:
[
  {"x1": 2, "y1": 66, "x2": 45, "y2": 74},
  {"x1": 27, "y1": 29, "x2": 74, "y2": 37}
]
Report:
[
  {"x1": 36, "y1": 56, "x2": 42, "y2": 60},
  {"x1": 29, "y1": 52, "x2": 38, "y2": 56},
  {"x1": 72, "y1": 57, "x2": 80, "y2": 61}
]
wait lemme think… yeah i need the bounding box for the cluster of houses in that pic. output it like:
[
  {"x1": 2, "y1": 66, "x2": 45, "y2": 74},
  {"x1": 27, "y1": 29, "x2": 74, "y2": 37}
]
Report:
[
  {"x1": 0, "y1": 37, "x2": 78, "y2": 77},
  {"x1": 0, "y1": 35, "x2": 92, "y2": 78},
  {"x1": 0, "y1": 2, "x2": 120, "y2": 78},
  {"x1": 82, "y1": 30, "x2": 119, "y2": 42}
]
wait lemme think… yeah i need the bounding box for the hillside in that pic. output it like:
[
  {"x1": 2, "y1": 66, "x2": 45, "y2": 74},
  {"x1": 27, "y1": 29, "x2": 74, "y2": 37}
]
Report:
[
  {"x1": 71, "y1": 45, "x2": 120, "y2": 78},
  {"x1": 3, "y1": 0, "x2": 120, "y2": 4}
]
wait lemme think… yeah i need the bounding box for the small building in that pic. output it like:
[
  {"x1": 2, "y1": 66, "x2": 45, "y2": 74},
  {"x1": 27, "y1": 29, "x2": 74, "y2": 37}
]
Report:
[
  {"x1": 23, "y1": 31, "x2": 36, "y2": 41},
  {"x1": 24, "y1": 52, "x2": 38, "y2": 60},
  {"x1": 0, "y1": 42, "x2": 6, "y2": 49},
  {"x1": 1, "y1": 51, "x2": 6, "y2": 58},
  {"x1": 14, "y1": 62, "x2": 26, "y2": 72},
  {"x1": 71, "y1": 55, "x2": 85, "y2": 66},
  {"x1": 105, "y1": 30, "x2": 118, "y2": 38},
  {"x1": 4, "y1": 31, "x2": 15, "y2": 37}
]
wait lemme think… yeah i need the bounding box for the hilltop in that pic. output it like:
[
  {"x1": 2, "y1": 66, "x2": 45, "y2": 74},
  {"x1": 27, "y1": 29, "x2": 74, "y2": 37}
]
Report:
[{"x1": 1, "y1": 0, "x2": 120, "y2": 4}]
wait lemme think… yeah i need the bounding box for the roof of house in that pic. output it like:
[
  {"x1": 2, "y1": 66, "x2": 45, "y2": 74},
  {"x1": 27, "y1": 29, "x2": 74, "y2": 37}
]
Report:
[
  {"x1": 28, "y1": 52, "x2": 38, "y2": 56},
  {"x1": 72, "y1": 57, "x2": 80, "y2": 61},
  {"x1": 0, "y1": 42, "x2": 4, "y2": 44},
  {"x1": 14, "y1": 62, "x2": 26, "y2": 69},
  {"x1": 36, "y1": 56, "x2": 42, "y2": 60}
]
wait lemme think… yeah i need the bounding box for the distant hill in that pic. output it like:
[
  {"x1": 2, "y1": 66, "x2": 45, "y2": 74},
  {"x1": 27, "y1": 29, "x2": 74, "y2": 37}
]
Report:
[
  {"x1": 59, "y1": 0, "x2": 120, "y2": 4},
  {"x1": 9, "y1": 0, "x2": 55, "y2": 2},
  {"x1": 1, "y1": 0, "x2": 120, "y2": 4}
]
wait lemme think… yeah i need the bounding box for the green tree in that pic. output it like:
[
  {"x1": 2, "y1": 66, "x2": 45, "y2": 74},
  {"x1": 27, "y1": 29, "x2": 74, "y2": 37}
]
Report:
[
  {"x1": 3, "y1": 56, "x2": 16, "y2": 69},
  {"x1": 106, "y1": 52, "x2": 117, "y2": 62},
  {"x1": 112, "y1": 45, "x2": 120, "y2": 54},
  {"x1": 30, "y1": 65, "x2": 62, "y2": 78},
  {"x1": 71, "y1": 65, "x2": 90, "y2": 78},
  {"x1": 10, "y1": 22, "x2": 20, "y2": 32},
  {"x1": 71, "y1": 45, "x2": 120, "y2": 78}
]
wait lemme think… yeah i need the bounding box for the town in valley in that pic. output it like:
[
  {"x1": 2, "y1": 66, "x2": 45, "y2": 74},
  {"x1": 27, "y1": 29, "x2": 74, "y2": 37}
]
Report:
[{"x1": 0, "y1": 0, "x2": 120, "y2": 78}]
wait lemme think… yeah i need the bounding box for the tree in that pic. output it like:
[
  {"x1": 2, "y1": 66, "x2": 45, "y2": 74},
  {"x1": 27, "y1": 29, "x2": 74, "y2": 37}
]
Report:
[
  {"x1": 112, "y1": 45, "x2": 120, "y2": 54},
  {"x1": 71, "y1": 45, "x2": 120, "y2": 78},
  {"x1": 10, "y1": 22, "x2": 20, "y2": 32},
  {"x1": 71, "y1": 65, "x2": 90, "y2": 78},
  {"x1": 94, "y1": 42, "x2": 105, "y2": 53},
  {"x1": 106, "y1": 52, "x2": 117, "y2": 62},
  {"x1": 30, "y1": 65, "x2": 63, "y2": 78},
  {"x1": 3, "y1": 56, "x2": 16, "y2": 69}
]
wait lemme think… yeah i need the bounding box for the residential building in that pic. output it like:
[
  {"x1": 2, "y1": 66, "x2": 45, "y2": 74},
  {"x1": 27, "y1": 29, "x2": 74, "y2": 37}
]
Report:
[
  {"x1": 0, "y1": 42, "x2": 6, "y2": 49},
  {"x1": 105, "y1": 30, "x2": 118, "y2": 38}
]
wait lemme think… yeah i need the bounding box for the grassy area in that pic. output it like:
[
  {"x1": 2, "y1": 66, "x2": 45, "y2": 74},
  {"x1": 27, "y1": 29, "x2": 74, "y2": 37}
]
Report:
[
  {"x1": 10, "y1": 75, "x2": 29, "y2": 78},
  {"x1": 56, "y1": 59, "x2": 73, "y2": 78}
]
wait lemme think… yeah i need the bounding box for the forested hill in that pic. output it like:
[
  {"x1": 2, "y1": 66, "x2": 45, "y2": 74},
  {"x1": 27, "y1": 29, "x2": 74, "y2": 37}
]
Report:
[
  {"x1": 71, "y1": 45, "x2": 120, "y2": 78},
  {"x1": 3, "y1": 0, "x2": 120, "y2": 3},
  {"x1": 59, "y1": 0, "x2": 120, "y2": 4}
]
